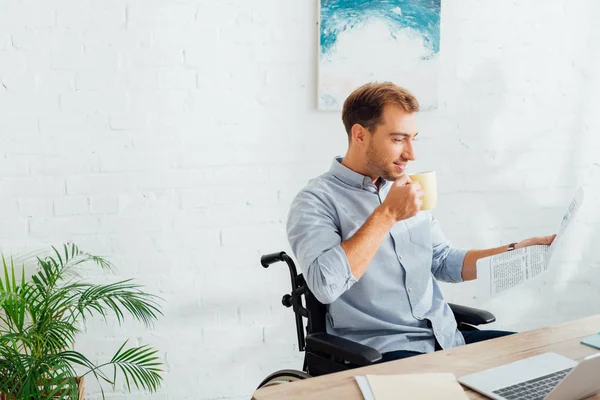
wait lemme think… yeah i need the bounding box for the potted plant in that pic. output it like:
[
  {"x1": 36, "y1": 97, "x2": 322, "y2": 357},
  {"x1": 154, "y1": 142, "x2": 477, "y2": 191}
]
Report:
[{"x1": 0, "y1": 243, "x2": 164, "y2": 399}]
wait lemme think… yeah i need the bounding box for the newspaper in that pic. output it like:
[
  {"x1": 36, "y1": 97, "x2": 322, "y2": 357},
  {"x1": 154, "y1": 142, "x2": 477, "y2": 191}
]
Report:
[{"x1": 476, "y1": 187, "x2": 584, "y2": 298}]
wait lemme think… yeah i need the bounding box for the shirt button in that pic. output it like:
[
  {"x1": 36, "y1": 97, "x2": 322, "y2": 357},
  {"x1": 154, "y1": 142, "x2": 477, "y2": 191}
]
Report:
[
  {"x1": 408, "y1": 287, "x2": 412, "y2": 293},
  {"x1": 415, "y1": 315, "x2": 422, "y2": 320},
  {"x1": 398, "y1": 255, "x2": 403, "y2": 260},
  {"x1": 434, "y1": 329, "x2": 439, "y2": 335},
  {"x1": 355, "y1": 184, "x2": 361, "y2": 188}
]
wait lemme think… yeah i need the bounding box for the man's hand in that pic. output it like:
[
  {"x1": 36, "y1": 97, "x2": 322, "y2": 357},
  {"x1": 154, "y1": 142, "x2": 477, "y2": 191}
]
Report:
[
  {"x1": 380, "y1": 175, "x2": 424, "y2": 222},
  {"x1": 462, "y1": 234, "x2": 558, "y2": 281},
  {"x1": 514, "y1": 234, "x2": 557, "y2": 250}
]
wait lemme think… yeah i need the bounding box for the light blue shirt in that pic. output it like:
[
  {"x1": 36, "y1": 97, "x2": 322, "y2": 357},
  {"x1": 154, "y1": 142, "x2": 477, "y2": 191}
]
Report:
[{"x1": 286, "y1": 157, "x2": 468, "y2": 354}]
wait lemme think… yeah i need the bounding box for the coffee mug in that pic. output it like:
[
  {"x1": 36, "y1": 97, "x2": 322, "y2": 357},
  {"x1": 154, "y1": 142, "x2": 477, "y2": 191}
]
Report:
[{"x1": 408, "y1": 171, "x2": 437, "y2": 210}]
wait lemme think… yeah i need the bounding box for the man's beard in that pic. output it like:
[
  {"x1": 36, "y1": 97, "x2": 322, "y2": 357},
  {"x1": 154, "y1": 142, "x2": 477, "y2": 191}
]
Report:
[{"x1": 365, "y1": 144, "x2": 401, "y2": 181}]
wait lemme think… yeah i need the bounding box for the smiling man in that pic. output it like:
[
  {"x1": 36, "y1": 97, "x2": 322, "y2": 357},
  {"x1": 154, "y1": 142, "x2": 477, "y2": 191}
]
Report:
[{"x1": 286, "y1": 82, "x2": 555, "y2": 362}]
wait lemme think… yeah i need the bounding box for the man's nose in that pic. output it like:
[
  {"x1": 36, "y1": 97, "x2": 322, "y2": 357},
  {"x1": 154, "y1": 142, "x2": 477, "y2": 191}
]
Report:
[{"x1": 403, "y1": 140, "x2": 416, "y2": 161}]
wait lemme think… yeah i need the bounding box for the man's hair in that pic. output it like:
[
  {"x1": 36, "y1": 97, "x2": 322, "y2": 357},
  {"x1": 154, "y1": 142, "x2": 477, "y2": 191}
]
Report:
[{"x1": 341, "y1": 82, "x2": 420, "y2": 137}]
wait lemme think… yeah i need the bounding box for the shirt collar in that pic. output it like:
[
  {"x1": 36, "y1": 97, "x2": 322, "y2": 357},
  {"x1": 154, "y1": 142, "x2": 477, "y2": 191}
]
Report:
[{"x1": 329, "y1": 156, "x2": 388, "y2": 191}]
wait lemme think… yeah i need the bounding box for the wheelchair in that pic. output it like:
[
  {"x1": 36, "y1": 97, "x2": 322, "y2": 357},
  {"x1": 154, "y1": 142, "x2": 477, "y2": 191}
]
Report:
[{"x1": 255, "y1": 251, "x2": 497, "y2": 389}]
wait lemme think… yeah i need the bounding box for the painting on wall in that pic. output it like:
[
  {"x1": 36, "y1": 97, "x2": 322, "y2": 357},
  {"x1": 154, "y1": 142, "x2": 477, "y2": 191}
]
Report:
[{"x1": 318, "y1": 0, "x2": 441, "y2": 111}]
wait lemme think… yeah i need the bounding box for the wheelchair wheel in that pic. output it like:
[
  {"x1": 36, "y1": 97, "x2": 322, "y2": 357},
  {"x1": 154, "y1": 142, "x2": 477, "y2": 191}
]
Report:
[{"x1": 256, "y1": 369, "x2": 311, "y2": 389}]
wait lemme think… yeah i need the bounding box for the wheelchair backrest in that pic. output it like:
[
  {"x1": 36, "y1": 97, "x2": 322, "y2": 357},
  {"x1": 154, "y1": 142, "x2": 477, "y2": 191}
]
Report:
[
  {"x1": 303, "y1": 278, "x2": 327, "y2": 335},
  {"x1": 260, "y1": 251, "x2": 328, "y2": 348}
]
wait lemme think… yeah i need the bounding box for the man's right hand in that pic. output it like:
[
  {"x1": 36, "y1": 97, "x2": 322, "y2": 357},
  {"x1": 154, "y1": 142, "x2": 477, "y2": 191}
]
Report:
[
  {"x1": 380, "y1": 175, "x2": 424, "y2": 222},
  {"x1": 340, "y1": 175, "x2": 423, "y2": 281}
]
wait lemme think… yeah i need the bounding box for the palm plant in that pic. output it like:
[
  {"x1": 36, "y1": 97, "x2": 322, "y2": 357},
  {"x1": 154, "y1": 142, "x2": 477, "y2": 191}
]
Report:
[{"x1": 0, "y1": 243, "x2": 164, "y2": 399}]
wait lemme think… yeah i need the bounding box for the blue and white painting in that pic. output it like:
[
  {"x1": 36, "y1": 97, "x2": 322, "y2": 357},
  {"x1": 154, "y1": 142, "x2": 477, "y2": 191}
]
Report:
[{"x1": 318, "y1": 0, "x2": 441, "y2": 110}]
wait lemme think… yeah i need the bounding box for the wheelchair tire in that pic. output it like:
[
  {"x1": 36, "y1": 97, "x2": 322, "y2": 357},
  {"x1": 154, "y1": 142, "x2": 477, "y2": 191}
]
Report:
[{"x1": 256, "y1": 369, "x2": 311, "y2": 389}]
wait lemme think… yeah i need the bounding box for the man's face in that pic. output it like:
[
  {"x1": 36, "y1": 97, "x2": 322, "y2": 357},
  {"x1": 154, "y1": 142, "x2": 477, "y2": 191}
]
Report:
[{"x1": 364, "y1": 105, "x2": 418, "y2": 181}]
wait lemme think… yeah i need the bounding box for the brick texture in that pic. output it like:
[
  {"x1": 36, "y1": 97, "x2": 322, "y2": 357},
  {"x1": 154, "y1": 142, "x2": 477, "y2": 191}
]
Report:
[{"x1": 1, "y1": 0, "x2": 600, "y2": 398}]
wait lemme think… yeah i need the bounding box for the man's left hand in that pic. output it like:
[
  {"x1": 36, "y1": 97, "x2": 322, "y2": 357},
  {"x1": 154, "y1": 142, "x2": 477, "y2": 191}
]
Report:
[{"x1": 514, "y1": 234, "x2": 557, "y2": 249}]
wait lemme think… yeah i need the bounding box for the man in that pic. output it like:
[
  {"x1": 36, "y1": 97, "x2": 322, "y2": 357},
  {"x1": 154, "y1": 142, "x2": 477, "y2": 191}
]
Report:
[{"x1": 286, "y1": 82, "x2": 555, "y2": 362}]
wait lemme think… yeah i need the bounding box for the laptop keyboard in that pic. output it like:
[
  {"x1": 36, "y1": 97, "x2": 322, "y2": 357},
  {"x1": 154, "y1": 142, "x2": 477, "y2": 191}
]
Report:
[{"x1": 492, "y1": 368, "x2": 573, "y2": 400}]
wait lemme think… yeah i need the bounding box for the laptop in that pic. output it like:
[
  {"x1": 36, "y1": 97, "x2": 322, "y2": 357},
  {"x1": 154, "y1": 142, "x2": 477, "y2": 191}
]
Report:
[{"x1": 458, "y1": 352, "x2": 600, "y2": 400}]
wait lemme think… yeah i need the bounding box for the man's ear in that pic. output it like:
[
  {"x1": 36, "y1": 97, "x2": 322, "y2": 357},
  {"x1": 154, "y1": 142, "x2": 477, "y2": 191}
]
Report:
[{"x1": 350, "y1": 124, "x2": 368, "y2": 146}]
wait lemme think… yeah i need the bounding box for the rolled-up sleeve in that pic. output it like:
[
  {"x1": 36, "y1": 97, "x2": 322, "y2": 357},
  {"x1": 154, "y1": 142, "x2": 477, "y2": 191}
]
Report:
[
  {"x1": 429, "y1": 212, "x2": 468, "y2": 283},
  {"x1": 286, "y1": 190, "x2": 358, "y2": 304}
]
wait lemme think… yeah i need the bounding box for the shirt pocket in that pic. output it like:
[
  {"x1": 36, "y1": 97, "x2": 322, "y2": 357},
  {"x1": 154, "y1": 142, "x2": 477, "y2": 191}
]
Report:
[{"x1": 406, "y1": 212, "x2": 432, "y2": 250}]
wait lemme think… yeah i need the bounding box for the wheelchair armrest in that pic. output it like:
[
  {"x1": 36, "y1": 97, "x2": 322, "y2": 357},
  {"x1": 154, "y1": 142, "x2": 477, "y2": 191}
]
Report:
[
  {"x1": 449, "y1": 303, "x2": 496, "y2": 325},
  {"x1": 306, "y1": 332, "x2": 382, "y2": 366}
]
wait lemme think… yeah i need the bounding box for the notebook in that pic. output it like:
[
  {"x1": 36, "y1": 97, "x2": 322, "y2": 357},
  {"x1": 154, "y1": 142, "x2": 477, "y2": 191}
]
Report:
[
  {"x1": 581, "y1": 333, "x2": 600, "y2": 350},
  {"x1": 355, "y1": 373, "x2": 468, "y2": 400}
]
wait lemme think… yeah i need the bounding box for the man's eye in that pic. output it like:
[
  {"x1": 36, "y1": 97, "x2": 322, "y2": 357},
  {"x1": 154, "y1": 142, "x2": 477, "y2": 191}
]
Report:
[{"x1": 393, "y1": 139, "x2": 404, "y2": 143}]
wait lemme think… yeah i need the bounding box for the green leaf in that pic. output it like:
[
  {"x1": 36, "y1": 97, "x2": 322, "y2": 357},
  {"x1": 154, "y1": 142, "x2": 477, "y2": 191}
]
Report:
[
  {"x1": 51, "y1": 245, "x2": 64, "y2": 269},
  {"x1": 0, "y1": 243, "x2": 164, "y2": 397},
  {"x1": 2, "y1": 254, "x2": 11, "y2": 292},
  {"x1": 10, "y1": 257, "x2": 17, "y2": 291},
  {"x1": 60, "y1": 350, "x2": 112, "y2": 385},
  {"x1": 82, "y1": 342, "x2": 163, "y2": 393}
]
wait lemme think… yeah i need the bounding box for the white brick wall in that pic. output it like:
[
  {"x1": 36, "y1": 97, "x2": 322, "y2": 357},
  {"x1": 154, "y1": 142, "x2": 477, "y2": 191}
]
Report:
[{"x1": 1, "y1": 0, "x2": 600, "y2": 398}]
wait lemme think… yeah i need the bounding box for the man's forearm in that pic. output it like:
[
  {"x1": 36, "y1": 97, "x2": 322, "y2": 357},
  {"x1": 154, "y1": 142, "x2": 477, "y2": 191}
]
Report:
[
  {"x1": 341, "y1": 205, "x2": 396, "y2": 280},
  {"x1": 461, "y1": 245, "x2": 513, "y2": 281}
]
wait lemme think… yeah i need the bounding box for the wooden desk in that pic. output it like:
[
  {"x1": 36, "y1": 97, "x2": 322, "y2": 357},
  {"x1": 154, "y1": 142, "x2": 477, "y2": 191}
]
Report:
[{"x1": 253, "y1": 314, "x2": 600, "y2": 399}]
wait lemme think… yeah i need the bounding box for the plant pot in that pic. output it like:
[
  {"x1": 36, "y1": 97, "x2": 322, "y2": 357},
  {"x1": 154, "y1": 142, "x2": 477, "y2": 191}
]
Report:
[
  {"x1": 77, "y1": 377, "x2": 85, "y2": 399},
  {"x1": 0, "y1": 377, "x2": 84, "y2": 400}
]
